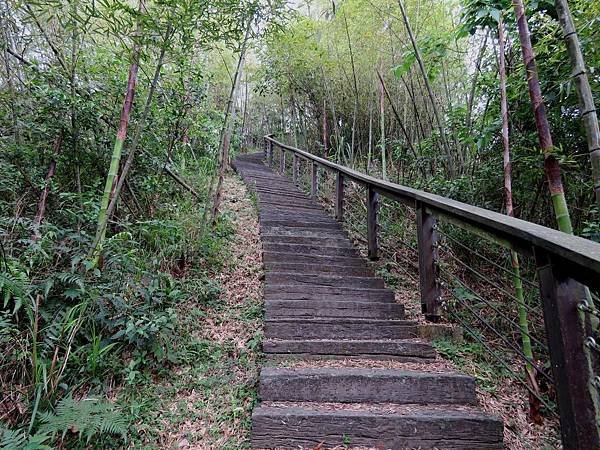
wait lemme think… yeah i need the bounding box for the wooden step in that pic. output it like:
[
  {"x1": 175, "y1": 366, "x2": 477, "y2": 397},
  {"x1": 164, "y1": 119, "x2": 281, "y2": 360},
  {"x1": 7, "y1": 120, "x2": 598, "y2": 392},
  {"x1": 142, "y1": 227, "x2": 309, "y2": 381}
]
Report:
[
  {"x1": 264, "y1": 286, "x2": 395, "y2": 302},
  {"x1": 266, "y1": 273, "x2": 384, "y2": 289},
  {"x1": 262, "y1": 339, "x2": 433, "y2": 360},
  {"x1": 259, "y1": 368, "x2": 477, "y2": 404},
  {"x1": 263, "y1": 251, "x2": 365, "y2": 267},
  {"x1": 260, "y1": 227, "x2": 348, "y2": 239},
  {"x1": 260, "y1": 220, "x2": 342, "y2": 229},
  {"x1": 260, "y1": 235, "x2": 354, "y2": 247},
  {"x1": 263, "y1": 243, "x2": 358, "y2": 257},
  {"x1": 252, "y1": 405, "x2": 503, "y2": 449},
  {"x1": 264, "y1": 262, "x2": 372, "y2": 277},
  {"x1": 265, "y1": 299, "x2": 401, "y2": 320},
  {"x1": 264, "y1": 318, "x2": 418, "y2": 340}
]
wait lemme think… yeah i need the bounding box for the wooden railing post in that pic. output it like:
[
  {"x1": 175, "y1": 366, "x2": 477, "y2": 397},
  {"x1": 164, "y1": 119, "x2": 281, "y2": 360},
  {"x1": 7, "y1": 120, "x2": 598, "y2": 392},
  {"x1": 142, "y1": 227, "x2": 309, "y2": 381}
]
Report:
[
  {"x1": 293, "y1": 154, "x2": 299, "y2": 185},
  {"x1": 268, "y1": 140, "x2": 273, "y2": 166},
  {"x1": 416, "y1": 202, "x2": 441, "y2": 322},
  {"x1": 280, "y1": 148, "x2": 286, "y2": 174},
  {"x1": 535, "y1": 249, "x2": 600, "y2": 450},
  {"x1": 367, "y1": 185, "x2": 379, "y2": 260},
  {"x1": 335, "y1": 172, "x2": 344, "y2": 221},
  {"x1": 311, "y1": 162, "x2": 318, "y2": 198}
]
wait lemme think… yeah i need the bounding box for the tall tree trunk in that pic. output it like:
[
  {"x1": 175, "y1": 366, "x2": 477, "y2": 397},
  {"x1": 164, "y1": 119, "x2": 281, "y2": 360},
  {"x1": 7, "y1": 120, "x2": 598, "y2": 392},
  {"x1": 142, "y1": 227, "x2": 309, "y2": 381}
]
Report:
[
  {"x1": 379, "y1": 63, "x2": 387, "y2": 180},
  {"x1": 396, "y1": 0, "x2": 452, "y2": 172},
  {"x1": 90, "y1": 15, "x2": 141, "y2": 264},
  {"x1": 89, "y1": 22, "x2": 170, "y2": 260},
  {"x1": 498, "y1": 17, "x2": 541, "y2": 424},
  {"x1": 554, "y1": 0, "x2": 600, "y2": 207},
  {"x1": 511, "y1": 0, "x2": 573, "y2": 234},
  {"x1": 322, "y1": 98, "x2": 328, "y2": 158},
  {"x1": 211, "y1": 21, "x2": 251, "y2": 225},
  {"x1": 343, "y1": 12, "x2": 359, "y2": 166}
]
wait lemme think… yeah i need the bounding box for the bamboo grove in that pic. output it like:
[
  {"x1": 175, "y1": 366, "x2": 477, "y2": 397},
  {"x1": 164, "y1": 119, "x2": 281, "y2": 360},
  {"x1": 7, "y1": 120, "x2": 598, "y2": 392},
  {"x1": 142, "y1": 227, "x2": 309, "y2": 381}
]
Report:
[{"x1": 1, "y1": 0, "x2": 599, "y2": 447}]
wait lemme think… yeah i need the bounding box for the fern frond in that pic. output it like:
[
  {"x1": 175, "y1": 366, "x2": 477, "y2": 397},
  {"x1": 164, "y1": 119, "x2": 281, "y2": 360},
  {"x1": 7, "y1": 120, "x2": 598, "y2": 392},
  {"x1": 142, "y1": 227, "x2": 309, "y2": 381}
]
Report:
[{"x1": 38, "y1": 397, "x2": 127, "y2": 443}]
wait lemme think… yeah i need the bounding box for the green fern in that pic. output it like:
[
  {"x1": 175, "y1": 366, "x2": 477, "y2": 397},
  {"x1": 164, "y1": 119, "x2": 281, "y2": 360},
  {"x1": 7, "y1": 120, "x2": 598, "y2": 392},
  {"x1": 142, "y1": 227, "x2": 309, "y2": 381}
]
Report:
[
  {"x1": 0, "y1": 427, "x2": 51, "y2": 450},
  {"x1": 0, "y1": 270, "x2": 32, "y2": 313},
  {"x1": 38, "y1": 397, "x2": 127, "y2": 443}
]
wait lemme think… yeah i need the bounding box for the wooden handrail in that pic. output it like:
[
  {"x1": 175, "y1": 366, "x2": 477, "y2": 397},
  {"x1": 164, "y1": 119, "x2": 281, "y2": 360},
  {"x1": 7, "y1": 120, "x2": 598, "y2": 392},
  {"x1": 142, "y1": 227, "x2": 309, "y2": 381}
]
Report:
[
  {"x1": 265, "y1": 134, "x2": 600, "y2": 449},
  {"x1": 265, "y1": 135, "x2": 600, "y2": 289}
]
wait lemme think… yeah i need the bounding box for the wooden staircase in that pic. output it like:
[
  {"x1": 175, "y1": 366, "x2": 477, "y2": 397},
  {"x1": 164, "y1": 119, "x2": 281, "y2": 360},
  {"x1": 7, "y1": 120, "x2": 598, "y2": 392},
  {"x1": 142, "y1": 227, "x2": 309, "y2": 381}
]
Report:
[{"x1": 234, "y1": 152, "x2": 504, "y2": 450}]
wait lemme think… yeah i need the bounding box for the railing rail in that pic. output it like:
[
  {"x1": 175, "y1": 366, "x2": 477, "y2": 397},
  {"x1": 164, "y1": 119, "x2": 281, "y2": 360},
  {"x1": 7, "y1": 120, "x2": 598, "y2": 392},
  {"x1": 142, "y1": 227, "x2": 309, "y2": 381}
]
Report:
[{"x1": 263, "y1": 134, "x2": 600, "y2": 450}]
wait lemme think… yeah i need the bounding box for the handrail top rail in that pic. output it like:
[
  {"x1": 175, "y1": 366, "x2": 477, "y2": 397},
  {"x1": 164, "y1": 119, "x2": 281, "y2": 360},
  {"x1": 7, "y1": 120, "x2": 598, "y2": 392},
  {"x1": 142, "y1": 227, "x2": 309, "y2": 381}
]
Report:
[{"x1": 265, "y1": 135, "x2": 600, "y2": 281}]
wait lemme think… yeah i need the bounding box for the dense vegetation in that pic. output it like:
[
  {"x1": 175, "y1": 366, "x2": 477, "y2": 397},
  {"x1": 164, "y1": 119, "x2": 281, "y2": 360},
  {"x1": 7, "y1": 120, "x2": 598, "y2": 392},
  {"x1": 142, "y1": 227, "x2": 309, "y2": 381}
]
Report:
[{"x1": 1, "y1": 0, "x2": 598, "y2": 447}]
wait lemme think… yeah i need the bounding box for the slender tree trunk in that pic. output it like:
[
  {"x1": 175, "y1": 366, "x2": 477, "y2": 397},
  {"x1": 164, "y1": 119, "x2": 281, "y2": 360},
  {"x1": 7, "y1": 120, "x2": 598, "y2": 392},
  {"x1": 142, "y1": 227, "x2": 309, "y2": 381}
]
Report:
[
  {"x1": 498, "y1": 17, "x2": 541, "y2": 424},
  {"x1": 90, "y1": 17, "x2": 141, "y2": 264},
  {"x1": 89, "y1": 22, "x2": 170, "y2": 260},
  {"x1": 322, "y1": 98, "x2": 328, "y2": 158},
  {"x1": 511, "y1": 0, "x2": 573, "y2": 234},
  {"x1": 466, "y1": 30, "x2": 489, "y2": 131},
  {"x1": 397, "y1": 0, "x2": 452, "y2": 171},
  {"x1": 211, "y1": 20, "x2": 251, "y2": 224},
  {"x1": 343, "y1": 13, "x2": 359, "y2": 166},
  {"x1": 368, "y1": 91, "x2": 373, "y2": 174},
  {"x1": 554, "y1": 0, "x2": 600, "y2": 207},
  {"x1": 379, "y1": 64, "x2": 387, "y2": 180},
  {"x1": 32, "y1": 134, "x2": 62, "y2": 240}
]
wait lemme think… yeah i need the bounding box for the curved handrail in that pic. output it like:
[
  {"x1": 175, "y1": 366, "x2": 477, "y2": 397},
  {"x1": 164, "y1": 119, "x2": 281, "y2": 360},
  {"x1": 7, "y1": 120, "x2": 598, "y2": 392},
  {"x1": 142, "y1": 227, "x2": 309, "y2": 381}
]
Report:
[{"x1": 265, "y1": 135, "x2": 600, "y2": 288}]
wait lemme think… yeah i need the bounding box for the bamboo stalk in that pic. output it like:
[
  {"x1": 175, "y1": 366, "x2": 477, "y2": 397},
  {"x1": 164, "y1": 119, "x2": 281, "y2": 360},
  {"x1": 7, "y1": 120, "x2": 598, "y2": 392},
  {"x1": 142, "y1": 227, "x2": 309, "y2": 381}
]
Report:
[{"x1": 554, "y1": 0, "x2": 600, "y2": 207}]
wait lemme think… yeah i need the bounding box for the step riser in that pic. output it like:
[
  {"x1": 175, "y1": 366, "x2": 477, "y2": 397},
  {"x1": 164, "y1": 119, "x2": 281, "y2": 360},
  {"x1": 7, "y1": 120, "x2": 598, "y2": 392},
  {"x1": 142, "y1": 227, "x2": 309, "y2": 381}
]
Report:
[
  {"x1": 259, "y1": 369, "x2": 476, "y2": 404},
  {"x1": 264, "y1": 290, "x2": 395, "y2": 302},
  {"x1": 263, "y1": 252, "x2": 365, "y2": 267},
  {"x1": 263, "y1": 243, "x2": 358, "y2": 257},
  {"x1": 265, "y1": 274, "x2": 384, "y2": 289},
  {"x1": 261, "y1": 220, "x2": 341, "y2": 229},
  {"x1": 263, "y1": 340, "x2": 432, "y2": 358},
  {"x1": 264, "y1": 322, "x2": 418, "y2": 340},
  {"x1": 252, "y1": 408, "x2": 503, "y2": 450},
  {"x1": 265, "y1": 301, "x2": 404, "y2": 319},
  {"x1": 261, "y1": 236, "x2": 353, "y2": 247},
  {"x1": 264, "y1": 263, "x2": 372, "y2": 277},
  {"x1": 261, "y1": 228, "x2": 348, "y2": 239}
]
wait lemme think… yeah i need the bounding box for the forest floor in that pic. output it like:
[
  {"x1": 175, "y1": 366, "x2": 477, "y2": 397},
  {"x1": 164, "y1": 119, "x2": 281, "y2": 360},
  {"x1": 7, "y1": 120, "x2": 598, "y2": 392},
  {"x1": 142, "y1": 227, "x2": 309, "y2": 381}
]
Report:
[{"x1": 118, "y1": 172, "x2": 263, "y2": 449}]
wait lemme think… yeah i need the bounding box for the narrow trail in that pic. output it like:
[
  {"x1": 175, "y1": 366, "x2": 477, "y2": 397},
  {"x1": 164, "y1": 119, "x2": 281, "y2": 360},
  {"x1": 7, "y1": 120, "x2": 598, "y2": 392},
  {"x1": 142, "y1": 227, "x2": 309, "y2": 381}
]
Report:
[{"x1": 233, "y1": 153, "x2": 504, "y2": 450}]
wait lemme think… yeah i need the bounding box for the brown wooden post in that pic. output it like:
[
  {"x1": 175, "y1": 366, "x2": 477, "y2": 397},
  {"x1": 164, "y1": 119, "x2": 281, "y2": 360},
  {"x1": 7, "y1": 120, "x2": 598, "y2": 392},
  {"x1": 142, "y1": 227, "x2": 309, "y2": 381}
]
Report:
[
  {"x1": 416, "y1": 202, "x2": 441, "y2": 322},
  {"x1": 311, "y1": 162, "x2": 318, "y2": 198},
  {"x1": 335, "y1": 172, "x2": 344, "y2": 221},
  {"x1": 280, "y1": 148, "x2": 286, "y2": 174},
  {"x1": 268, "y1": 140, "x2": 273, "y2": 166},
  {"x1": 293, "y1": 154, "x2": 299, "y2": 185},
  {"x1": 535, "y1": 249, "x2": 600, "y2": 450},
  {"x1": 367, "y1": 185, "x2": 379, "y2": 260}
]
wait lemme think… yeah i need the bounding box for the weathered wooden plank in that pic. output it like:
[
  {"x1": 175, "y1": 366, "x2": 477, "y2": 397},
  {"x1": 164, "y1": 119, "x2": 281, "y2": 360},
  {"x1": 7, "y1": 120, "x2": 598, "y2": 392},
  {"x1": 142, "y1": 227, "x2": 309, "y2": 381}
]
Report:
[
  {"x1": 262, "y1": 251, "x2": 365, "y2": 267},
  {"x1": 259, "y1": 368, "x2": 476, "y2": 404},
  {"x1": 265, "y1": 299, "x2": 403, "y2": 319},
  {"x1": 335, "y1": 172, "x2": 344, "y2": 221},
  {"x1": 367, "y1": 185, "x2": 379, "y2": 260},
  {"x1": 311, "y1": 161, "x2": 318, "y2": 198},
  {"x1": 262, "y1": 339, "x2": 433, "y2": 358},
  {"x1": 416, "y1": 201, "x2": 441, "y2": 322},
  {"x1": 262, "y1": 243, "x2": 358, "y2": 257},
  {"x1": 265, "y1": 273, "x2": 384, "y2": 289},
  {"x1": 252, "y1": 407, "x2": 503, "y2": 449},
  {"x1": 264, "y1": 318, "x2": 417, "y2": 339},
  {"x1": 263, "y1": 286, "x2": 394, "y2": 301},
  {"x1": 263, "y1": 262, "x2": 371, "y2": 276}
]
